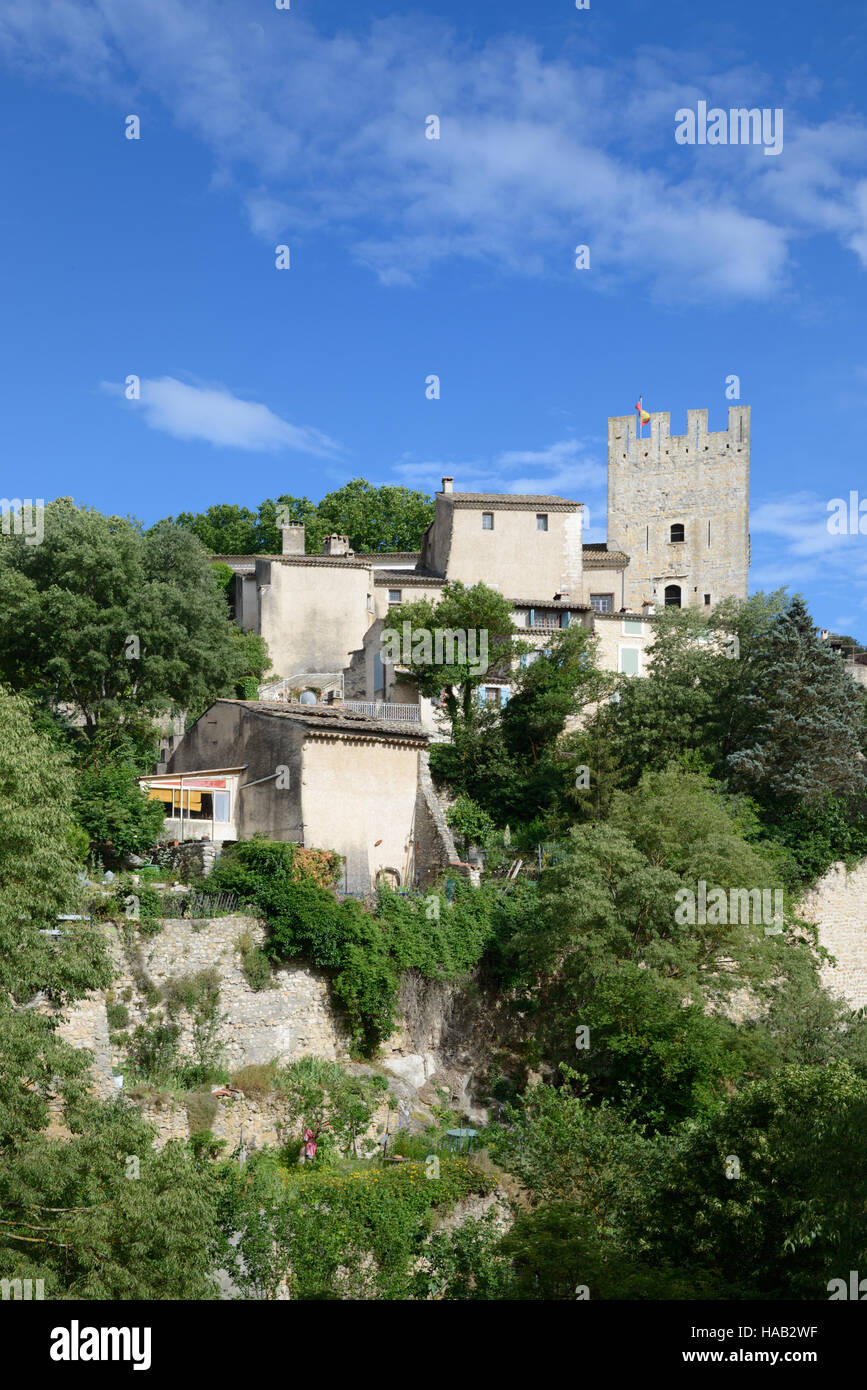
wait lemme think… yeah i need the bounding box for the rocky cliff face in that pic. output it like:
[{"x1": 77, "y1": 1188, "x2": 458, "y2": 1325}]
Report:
[
  {"x1": 49, "y1": 913, "x2": 498, "y2": 1147},
  {"x1": 51, "y1": 856, "x2": 867, "y2": 1149}
]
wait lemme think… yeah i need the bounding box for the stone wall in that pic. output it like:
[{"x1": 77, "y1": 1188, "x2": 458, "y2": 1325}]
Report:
[
  {"x1": 799, "y1": 860, "x2": 867, "y2": 1010},
  {"x1": 52, "y1": 915, "x2": 350, "y2": 1092}
]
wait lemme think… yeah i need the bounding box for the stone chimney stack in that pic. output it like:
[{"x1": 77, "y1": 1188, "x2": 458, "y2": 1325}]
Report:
[
  {"x1": 441, "y1": 476, "x2": 454, "y2": 493},
  {"x1": 322, "y1": 534, "x2": 353, "y2": 557},
  {"x1": 281, "y1": 524, "x2": 305, "y2": 556}
]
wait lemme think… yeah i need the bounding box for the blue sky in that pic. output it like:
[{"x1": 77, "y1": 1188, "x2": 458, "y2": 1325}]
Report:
[{"x1": 1, "y1": 0, "x2": 867, "y2": 635}]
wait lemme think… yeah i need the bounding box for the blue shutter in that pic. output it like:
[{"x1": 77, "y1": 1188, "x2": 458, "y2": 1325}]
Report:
[
  {"x1": 500, "y1": 688, "x2": 510, "y2": 707},
  {"x1": 560, "y1": 610, "x2": 571, "y2": 629}
]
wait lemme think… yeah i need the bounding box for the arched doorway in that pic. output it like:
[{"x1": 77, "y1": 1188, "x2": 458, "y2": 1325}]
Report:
[
  {"x1": 376, "y1": 868, "x2": 401, "y2": 891},
  {"x1": 664, "y1": 584, "x2": 682, "y2": 608}
]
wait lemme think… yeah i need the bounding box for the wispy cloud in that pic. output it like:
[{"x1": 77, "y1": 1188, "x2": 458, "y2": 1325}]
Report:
[
  {"x1": 101, "y1": 376, "x2": 343, "y2": 457},
  {"x1": 2, "y1": 4, "x2": 865, "y2": 300},
  {"x1": 750, "y1": 490, "x2": 867, "y2": 590},
  {"x1": 390, "y1": 438, "x2": 607, "y2": 532}
]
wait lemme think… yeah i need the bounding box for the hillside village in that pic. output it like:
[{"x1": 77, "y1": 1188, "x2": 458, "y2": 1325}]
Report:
[
  {"x1": 145, "y1": 406, "x2": 754, "y2": 893},
  {"x1": 4, "y1": 404, "x2": 867, "y2": 1305}
]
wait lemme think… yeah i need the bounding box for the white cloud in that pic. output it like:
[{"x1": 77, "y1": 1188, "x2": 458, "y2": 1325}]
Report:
[
  {"x1": 102, "y1": 376, "x2": 343, "y2": 457},
  {"x1": 3, "y1": 4, "x2": 865, "y2": 299}
]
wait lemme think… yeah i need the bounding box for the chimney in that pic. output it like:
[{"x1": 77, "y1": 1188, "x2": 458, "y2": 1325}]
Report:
[
  {"x1": 281, "y1": 523, "x2": 305, "y2": 556},
  {"x1": 322, "y1": 533, "x2": 353, "y2": 557},
  {"x1": 441, "y1": 476, "x2": 454, "y2": 494}
]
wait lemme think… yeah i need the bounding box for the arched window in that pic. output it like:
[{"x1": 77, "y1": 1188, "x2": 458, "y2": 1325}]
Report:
[
  {"x1": 664, "y1": 584, "x2": 682, "y2": 608},
  {"x1": 670, "y1": 523, "x2": 685, "y2": 543}
]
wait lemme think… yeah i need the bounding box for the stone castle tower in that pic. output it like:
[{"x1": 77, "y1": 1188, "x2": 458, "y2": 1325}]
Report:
[{"x1": 606, "y1": 405, "x2": 750, "y2": 611}]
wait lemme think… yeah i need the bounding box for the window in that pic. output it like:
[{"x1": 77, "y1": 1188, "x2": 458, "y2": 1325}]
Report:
[
  {"x1": 704, "y1": 593, "x2": 711, "y2": 606},
  {"x1": 619, "y1": 646, "x2": 640, "y2": 676},
  {"x1": 212, "y1": 791, "x2": 231, "y2": 822},
  {"x1": 388, "y1": 589, "x2": 402, "y2": 604},
  {"x1": 622, "y1": 618, "x2": 643, "y2": 635},
  {"x1": 530, "y1": 609, "x2": 560, "y2": 629},
  {"x1": 664, "y1": 584, "x2": 682, "y2": 608},
  {"x1": 670, "y1": 523, "x2": 685, "y2": 543},
  {"x1": 536, "y1": 513, "x2": 548, "y2": 531},
  {"x1": 481, "y1": 512, "x2": 494, "y2": 530},
  {"x1": 590, "y1": 593, "x2": 613, "y2": 613}
]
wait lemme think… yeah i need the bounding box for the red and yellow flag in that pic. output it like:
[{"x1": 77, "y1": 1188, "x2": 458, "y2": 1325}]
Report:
[{"x1": 635, "y1": 399, "x2": 650, "y2": 425}]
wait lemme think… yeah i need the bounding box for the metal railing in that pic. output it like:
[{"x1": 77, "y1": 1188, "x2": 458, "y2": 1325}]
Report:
[{"x1": 342, "y1": 701, "x2": 421, "y2": 722}]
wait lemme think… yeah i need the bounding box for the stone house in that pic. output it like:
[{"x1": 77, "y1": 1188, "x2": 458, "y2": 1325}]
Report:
[{"x1": 147, "y1": 699, "x2": 455, "y2": 895}]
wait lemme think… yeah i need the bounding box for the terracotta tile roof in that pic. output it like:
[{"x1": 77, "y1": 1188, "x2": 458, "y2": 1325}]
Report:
[
  {"x1": 582, "y1": 543, "x2": 630, "y2": 565},
  {"x1": 446, "y1": 493, "x2": 581, "y2": 512},
  {"x1": 216, "y1": 700, "x2": 429, "y2": 741}
]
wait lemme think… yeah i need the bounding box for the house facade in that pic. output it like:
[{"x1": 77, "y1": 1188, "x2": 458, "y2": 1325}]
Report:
[{"x1": 151, "y1": 699, "x2": 448, "y2": 894}]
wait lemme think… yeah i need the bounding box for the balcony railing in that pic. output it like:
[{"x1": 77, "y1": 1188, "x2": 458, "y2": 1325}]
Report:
[{"x1": 342, "y1": 701, "x2": 421, "y2": 722}]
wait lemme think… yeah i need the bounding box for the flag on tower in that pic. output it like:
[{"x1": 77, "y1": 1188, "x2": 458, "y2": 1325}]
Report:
[{"x1": 635, "y1": 398, "x2": 651, "y2": 427}]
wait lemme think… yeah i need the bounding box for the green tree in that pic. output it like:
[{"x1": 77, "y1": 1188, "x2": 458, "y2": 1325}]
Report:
[
  {"x1": 727, "y1": 594, "x2": 866, "y2": 806},
  {"x1": 383, "y1": 581, "x2": 516, "y2": 729},
  {"x1": 0, "y1": 501, "x2": 265, "y2": 736},
  {"x1": 313, "y1": 479, "x2": 434, "y2": 553},
  {"x1": 171, "y1": 502, "x2": 262, "y2": 555},
  {"x1": 637, "y1": 1061, "x2": 867, "y2": 1298},
  {"x1": 166, "y1": 482, "x2": 434, "y2": 557},
  {"x1": 74, "y1": 764, "x2": 166, "y2": 862}
]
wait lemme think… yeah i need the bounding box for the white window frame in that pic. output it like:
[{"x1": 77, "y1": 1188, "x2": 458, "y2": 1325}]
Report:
[{"x1": 590, "y1": 593, "x2": 614, "y2": 614}]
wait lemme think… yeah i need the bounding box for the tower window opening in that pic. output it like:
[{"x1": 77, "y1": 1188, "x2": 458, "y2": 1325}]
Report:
[
  {"x1": 664, "y1": 584, "x2": 682, "y2": 608},
  {"x1": 670, "y1": 523, "x2": 685, "y2": 543}
]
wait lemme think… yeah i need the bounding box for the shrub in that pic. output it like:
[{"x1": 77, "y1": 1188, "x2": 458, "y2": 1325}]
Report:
[
  {"x1": 106, "y1": 1002, "x2": 129, "y2": 1031},
  {"x1": 235, "y1": 931, "x2": 274, "y2": 991},
  {"x1": 127, "y1": 1019, "x2": 180, "y2": 1081},
  {"x1": 209, "y1": 838, "x2": 495, "y2": 1052},
  {"x1": 231, "y1": 1061, "x2": 279, "y2": 1100},
  {"x1": 184, "y1": 1090, "x2": 219, "y2": 1134}
]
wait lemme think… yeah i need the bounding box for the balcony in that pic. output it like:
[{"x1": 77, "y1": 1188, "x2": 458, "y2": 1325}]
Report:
[{"x1": 342, "y1": 701, "x2": 421, "y2": 722}]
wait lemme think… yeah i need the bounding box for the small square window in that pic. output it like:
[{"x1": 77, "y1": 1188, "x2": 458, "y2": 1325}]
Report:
[
  {"x1": 622, "y1": 618, "x2": 643, "y2": 635},
  {"x1": 536, "y1": 514, "x2": 548, "y2": 531},
  {"x1": 619, "y1": 646, "x2": 640, "y2": 676},
  {"x1": 482, "y1": 513, "x2": 494, "y2": 530},
  {"x1": 704, "y1": 593, "x2": 711, "y2": 606},
  {"x1": 388, "y1": 589, "x2": 402, "y2": 604},
  {"x1": 590, "y1": 593, "x2": 614, "y2": 614}
]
